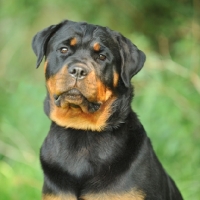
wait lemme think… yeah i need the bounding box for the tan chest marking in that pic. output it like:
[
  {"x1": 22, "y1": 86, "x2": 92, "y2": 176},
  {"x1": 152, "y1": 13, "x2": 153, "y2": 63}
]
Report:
[
  {"x1": 80, "y1": 190, "x2": 145, "y2": 200},
  {"x1": 42, "y1": 193, "x2": 76, "y2": 200}
]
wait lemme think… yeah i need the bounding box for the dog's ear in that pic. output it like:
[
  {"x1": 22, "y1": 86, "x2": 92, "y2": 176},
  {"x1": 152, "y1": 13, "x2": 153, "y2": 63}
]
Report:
[
  {"x1": 117, "y1": 35, "x2": 146, "y2": 88},
  {"x1": 32, "y1": 21, "x2": 65, "y2": 68}
]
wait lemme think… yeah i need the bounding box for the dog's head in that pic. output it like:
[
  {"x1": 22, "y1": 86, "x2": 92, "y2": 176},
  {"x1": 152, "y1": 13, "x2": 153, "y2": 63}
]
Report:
[{"x1": 32, "y1": 20, "x2": 145, "y2": 131}]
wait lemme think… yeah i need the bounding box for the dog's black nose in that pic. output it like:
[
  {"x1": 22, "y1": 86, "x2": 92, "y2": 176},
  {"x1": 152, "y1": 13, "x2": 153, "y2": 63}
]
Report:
[{"x1": 68, "y1": 65, "x2": 88, "y2": 79}]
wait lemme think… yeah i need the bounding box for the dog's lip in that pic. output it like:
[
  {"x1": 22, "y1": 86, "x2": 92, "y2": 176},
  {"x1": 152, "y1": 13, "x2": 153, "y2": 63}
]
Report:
[
  {"x1": 65, "y1": 88, "x2": 82, "y2": 98},
  {"x1": 53, "y1": 89, "x2": 84, "y2": 106},
  {"x1": 54, "y1": 89, "x2": 83, "y2": 100}
]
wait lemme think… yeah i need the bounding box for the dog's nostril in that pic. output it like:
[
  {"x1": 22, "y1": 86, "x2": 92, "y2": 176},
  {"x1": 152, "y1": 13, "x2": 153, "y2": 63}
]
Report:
[
  {"x1": 80, "y1": 70, "x2": 87, "y2": 77},
  {"x1": 70, "y1": 68, "x2": 77, "y2": 75}
]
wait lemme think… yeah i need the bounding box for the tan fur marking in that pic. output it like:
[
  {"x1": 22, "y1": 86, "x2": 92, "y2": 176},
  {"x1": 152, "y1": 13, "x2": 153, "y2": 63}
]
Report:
[
  {"x1": 44, "y1": 61, "x2": 48, "y2": 73},
  {"x1": 50, "y1": 95, "x2": 116, "y2": 131},
  {"x1": 96, "y1": 78, "x2": 111, "y2": 102},
  {"x1": 43, "y1": 193, "x2": 76, "y2": 200},
  {"x1": 46, "y1": 66, "x2": 69, "y2": 97},
  {"x1": 93, "y1": 42, "x2": 101, "y2": 51},
  {"x1": 113, "y1": 71, "x2": 119, "y2": 87},
  {"x1": 80, "y1": 190, "x2": 145, "y2": 200},
  {"x1": 70, "y1": 38, "x2": 77, "y2": 46}
]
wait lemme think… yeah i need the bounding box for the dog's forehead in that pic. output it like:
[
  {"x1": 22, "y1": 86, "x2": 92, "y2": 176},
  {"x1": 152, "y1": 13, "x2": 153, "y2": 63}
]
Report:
[{"x1": 54, "y1": 22, "x2": 116, "y2": 46}]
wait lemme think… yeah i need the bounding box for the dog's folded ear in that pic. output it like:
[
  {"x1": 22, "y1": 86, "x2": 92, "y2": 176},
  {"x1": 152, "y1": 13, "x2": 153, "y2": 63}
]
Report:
[
  {"x1": 116, "y1": 34, "x2": 146, "y2": 88},
  {"x1": 32, "y1": 21, "x2": 66, "y2": 68}
]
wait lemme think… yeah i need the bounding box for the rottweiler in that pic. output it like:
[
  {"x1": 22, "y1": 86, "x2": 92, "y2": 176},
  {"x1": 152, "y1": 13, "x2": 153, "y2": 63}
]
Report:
[{"x1": 32, "y1": 20, "x2": 183, "y2": 200}]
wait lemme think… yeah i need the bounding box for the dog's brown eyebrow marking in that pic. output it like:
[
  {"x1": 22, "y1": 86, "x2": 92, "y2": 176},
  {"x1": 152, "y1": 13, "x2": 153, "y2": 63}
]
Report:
[
  {"x1": 70, "y1": 37, "x2": 77, "y2": 46},
  {"x1": 93, "y1": 42, "x2": 101, "y2": 51}
]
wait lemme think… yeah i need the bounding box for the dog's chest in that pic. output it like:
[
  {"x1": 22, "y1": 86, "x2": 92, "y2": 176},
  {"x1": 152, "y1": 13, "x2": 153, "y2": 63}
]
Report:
[{"x1": 40, "y1": 130, "x2": 122, "y2": 178}]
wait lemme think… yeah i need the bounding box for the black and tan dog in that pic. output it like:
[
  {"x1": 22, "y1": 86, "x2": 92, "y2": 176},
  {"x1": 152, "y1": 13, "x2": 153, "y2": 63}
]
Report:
[{"x1": 32, "y1": 20, "x2": 183, "y2": 200}]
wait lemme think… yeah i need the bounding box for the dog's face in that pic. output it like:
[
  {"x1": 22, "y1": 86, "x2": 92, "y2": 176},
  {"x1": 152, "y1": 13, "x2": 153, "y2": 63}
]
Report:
[{"x1": 32, "y1": 20, "x2": 145, "y2": 131}]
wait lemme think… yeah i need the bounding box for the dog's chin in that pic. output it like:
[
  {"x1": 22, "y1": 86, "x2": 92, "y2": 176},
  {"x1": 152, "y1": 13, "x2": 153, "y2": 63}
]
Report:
[{"x1": 54, "y1": 89, "x2": 101, "y2": 113}]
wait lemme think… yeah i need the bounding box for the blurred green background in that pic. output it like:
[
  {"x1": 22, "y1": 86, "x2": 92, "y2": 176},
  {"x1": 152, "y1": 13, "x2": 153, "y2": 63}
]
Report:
[{"x1": 0, "y1": 0, "x2": 199, "y2": 199}]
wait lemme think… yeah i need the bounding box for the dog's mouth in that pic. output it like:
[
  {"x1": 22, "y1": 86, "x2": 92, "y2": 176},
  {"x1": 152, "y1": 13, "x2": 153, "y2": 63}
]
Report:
[
  {"x1": 54, "y1": 89, "x2": 83, "y2": 106},
  {"x1": 53, "y1": 89, "x2": 101, "y2": 113}
]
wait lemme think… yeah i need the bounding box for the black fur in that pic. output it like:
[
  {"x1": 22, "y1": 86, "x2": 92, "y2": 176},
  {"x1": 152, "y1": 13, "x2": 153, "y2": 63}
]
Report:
[{"x1": 32, "y1": 20, "x2": 183, "y2": 200}]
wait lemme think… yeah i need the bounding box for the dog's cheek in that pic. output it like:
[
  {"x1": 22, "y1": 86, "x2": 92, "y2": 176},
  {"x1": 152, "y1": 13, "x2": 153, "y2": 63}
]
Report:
[
  {"x1": 100, "y1": 65, "x2": 113, "y2": 87},
  {"x1": 44, "y1": 60, "x2": 52, "y2": 80},
  {"x1": 96, "y1": 78, "x2": 113, "y2": 103}
]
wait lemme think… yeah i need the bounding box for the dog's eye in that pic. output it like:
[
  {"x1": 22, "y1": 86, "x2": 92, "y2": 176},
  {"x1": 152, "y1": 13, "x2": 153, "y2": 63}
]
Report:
[
  {"x1": 59, "y1": 47, "x2": 68, "y2": 54},
  {"x1": 98, "y1": 54, "x2": 106, "y2": 61}
]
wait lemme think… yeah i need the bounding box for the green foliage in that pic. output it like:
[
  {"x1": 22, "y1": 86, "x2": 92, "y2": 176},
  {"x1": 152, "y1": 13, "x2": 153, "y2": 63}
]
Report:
[{"x1": 0, "y1": 0, "x2": 199, "y2": 199}]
